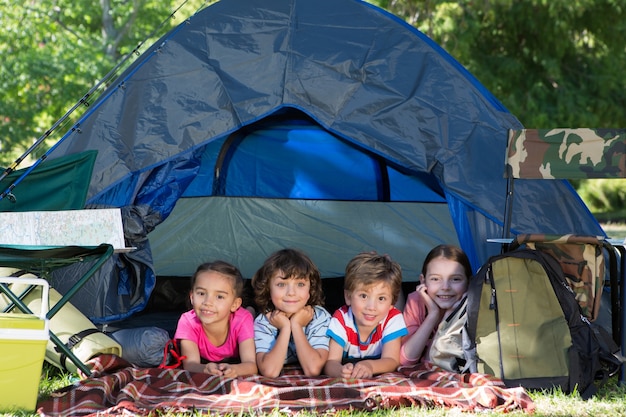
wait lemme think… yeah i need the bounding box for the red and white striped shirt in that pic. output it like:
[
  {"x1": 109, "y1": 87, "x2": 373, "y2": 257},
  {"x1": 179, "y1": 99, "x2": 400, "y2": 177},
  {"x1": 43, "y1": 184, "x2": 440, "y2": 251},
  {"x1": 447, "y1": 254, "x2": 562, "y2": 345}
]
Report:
[{"x1": 327, "y1": 305, "x2": 407, "y2": 360}]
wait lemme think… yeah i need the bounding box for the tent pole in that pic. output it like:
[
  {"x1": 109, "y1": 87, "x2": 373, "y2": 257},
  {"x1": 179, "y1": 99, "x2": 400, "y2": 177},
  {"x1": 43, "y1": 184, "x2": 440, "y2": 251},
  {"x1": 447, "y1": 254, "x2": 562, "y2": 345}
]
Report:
[{"x1": 501, "y1": 173, "x2": 515, "y2": 253}]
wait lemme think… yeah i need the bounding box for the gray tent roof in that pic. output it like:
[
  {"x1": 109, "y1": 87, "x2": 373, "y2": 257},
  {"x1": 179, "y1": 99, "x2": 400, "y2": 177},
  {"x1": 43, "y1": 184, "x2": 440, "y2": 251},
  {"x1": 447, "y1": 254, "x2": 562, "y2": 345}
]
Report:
[{"x1": 48, "y1": 0, "x2": 603, "y2": 258}]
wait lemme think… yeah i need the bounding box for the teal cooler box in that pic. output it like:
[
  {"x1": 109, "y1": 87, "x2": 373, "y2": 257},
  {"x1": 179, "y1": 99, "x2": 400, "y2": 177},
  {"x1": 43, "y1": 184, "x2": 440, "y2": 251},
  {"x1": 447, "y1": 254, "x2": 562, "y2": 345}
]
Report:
[{"x1": 0, "y1": 277, "x2": 49, "y2": 412}]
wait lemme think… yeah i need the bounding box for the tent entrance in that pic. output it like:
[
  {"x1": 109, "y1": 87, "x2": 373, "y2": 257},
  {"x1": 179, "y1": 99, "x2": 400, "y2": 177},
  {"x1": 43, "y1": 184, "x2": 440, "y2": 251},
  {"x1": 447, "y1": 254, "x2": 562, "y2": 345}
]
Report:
[
  {"x1": 151, "y1": 111, "x2": 455, "y2": 281},
  {"x1": 184, "y1": 111, "x2": 447, "y2": 203},
  {"x1": 148, "y1": 196, "x2": 458, "y2": 281}
]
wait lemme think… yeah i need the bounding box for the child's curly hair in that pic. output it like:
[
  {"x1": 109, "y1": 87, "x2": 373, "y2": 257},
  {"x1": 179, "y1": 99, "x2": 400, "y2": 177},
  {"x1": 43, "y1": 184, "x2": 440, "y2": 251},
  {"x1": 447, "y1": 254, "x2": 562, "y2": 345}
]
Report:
[
  {"x1": 344, "y1": 251, "x2": 403, "y2": 304},
  {"x1": 252, "y1": 248, "x2": 324, "y2": 314}
]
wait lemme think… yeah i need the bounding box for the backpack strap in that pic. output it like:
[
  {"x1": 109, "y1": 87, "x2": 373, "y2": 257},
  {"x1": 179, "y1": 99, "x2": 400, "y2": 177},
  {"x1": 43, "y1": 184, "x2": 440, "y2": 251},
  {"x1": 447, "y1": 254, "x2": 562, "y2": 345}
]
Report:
[
  {"x1": 55, "y1": 328, "x2": 103, "y2": 372},
  {"x1": 465, "y1": 261, "x2": 494, "y2": 374},
  {"x1": 590, "y1": 322, "x2": 626, "y2": 375},
  {"x1": 602, "y1": 241, "x2": 621, "y2": 344},
  {"x1": 445, "y1": 295, "x2": 467, "y2": 323}
]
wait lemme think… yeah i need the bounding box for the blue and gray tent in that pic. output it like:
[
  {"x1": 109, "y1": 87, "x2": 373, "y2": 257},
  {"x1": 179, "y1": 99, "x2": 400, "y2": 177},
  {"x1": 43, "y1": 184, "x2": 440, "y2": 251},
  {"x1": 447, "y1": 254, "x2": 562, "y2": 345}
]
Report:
[{"x1": 0, "y1": 0, "x2": 604, "y2": 322}]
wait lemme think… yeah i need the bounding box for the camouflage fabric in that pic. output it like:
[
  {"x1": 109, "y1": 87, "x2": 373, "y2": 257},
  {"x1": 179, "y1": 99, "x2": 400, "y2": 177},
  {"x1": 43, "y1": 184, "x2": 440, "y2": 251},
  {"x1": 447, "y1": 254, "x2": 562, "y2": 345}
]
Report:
[
  {"x1": 506, "y1": 129, "x2": 626, "y2": 179},
  {"x1": 510, "y1": 234, "x2": 605, "y2": 321}
]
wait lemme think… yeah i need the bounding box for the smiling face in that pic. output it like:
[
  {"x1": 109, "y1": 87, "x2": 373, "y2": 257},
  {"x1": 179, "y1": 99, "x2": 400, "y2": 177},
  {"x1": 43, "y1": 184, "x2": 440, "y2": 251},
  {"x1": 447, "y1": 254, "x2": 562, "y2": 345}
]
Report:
[
  {"x1": 421, "y1": 256, "x2": 469, "y2": 311},
  {"x1": 345, "y1": 281, "x2": 394, "y2": 338},
  {"x1": 268, "y1": 271, "x2": 311, "y2": 317},
  {"x1": 190, "y1": 270, "x2": 241, "y2": 327}
]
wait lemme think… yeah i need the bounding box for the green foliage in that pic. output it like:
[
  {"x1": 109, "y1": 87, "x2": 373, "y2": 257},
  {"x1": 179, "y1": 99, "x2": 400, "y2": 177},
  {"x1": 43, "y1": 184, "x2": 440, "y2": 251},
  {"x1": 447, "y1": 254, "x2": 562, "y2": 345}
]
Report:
[
  {"x1": 38, "y1": 362, "x2": 77, "y2": 398},
  {"x1": 376, "y1": 0, "x2": 626, "y2": 130},
  {"x1": 0, "y1": 1, "x2": 108, "y2": 164},
  {"x1": 578, "y1": 178, "x2": 626, "y2": 212},
  {"x1": 0, "y1": 0, "x2": 211, "y2": 168}
]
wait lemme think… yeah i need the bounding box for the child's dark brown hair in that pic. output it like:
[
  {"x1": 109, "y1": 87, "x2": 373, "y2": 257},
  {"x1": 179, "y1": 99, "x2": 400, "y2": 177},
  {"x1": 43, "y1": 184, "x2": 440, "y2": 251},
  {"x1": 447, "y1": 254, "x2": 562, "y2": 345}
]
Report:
[
  {"x1": 191, "y1": 260, "x2": 244, "y2": 298},
  {"x1": 252, "y1": 248, "x2": 324, "y2": 314},
  {"x1": 421, "y1": 244, "x2": 472, "y2": 280}
]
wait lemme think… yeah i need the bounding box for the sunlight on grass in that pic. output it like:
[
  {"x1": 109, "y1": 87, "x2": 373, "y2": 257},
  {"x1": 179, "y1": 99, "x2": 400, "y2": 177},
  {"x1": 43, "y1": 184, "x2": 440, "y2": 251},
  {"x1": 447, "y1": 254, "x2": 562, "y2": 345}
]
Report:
[
  {"x1": 532, "y1": 379, "x2": 626, "y2": 417},
  {"x1": 38, "y1": 364, "x2": 78, "y2": 397}
]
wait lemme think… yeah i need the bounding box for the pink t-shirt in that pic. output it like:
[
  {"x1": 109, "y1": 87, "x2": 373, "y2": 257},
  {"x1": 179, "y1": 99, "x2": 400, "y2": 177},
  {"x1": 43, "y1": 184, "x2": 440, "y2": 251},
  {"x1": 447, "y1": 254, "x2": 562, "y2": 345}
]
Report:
[
  {"x1": 174, "y1": 307, "x2": 254, "y2": 362},
  {"x1": 400, "y1": 290, "x2": 428, "y2": 366}
]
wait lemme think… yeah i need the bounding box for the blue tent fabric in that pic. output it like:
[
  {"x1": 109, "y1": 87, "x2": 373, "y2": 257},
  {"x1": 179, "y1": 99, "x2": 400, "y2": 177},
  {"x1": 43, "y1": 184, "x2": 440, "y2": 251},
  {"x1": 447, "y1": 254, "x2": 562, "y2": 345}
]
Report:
[{"x1": 44, "y1": 0, "x2": 604, "y2": 322}]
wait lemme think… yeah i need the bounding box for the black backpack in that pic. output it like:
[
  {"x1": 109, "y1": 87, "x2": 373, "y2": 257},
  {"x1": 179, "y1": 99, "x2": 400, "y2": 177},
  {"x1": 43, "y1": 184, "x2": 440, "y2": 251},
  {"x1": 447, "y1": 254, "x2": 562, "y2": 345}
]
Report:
[{"x1": 464, "y1": 248, "x2": 624, "y2": 399}]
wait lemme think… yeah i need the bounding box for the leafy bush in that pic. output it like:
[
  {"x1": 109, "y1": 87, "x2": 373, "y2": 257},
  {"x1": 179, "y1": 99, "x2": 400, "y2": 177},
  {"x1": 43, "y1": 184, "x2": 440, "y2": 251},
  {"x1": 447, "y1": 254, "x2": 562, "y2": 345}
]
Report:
[{"x1": 577, "y1": 179, "x2": 626, "y2": 214}]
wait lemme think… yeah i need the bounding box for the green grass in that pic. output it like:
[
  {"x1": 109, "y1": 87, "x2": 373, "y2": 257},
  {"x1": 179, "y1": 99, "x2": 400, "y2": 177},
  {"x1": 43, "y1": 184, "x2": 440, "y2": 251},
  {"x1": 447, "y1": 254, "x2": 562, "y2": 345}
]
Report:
[{"x1": 1, "y1": 362, "x2": 624, "y2": 417}]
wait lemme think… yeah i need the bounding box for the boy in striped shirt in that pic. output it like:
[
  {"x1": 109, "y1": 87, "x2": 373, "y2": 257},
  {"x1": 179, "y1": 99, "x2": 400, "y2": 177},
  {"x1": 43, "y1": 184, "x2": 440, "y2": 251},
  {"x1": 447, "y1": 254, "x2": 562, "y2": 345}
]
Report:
[{"x1": 324, "y1": 252, "x2": 407, "y2": 378}]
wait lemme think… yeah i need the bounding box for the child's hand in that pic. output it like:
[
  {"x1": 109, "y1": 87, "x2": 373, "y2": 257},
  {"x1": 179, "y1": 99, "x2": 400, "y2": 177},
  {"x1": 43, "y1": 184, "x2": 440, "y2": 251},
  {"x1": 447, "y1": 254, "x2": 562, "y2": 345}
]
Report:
[
  {"x1": 291, "y1": 305, "x2": 314, "y2": 327},
  {"x1": 417, "y1": 284, "x2": 441, "y2": 317},
  {"x1": 341, "y1": 362, "x2": 355, "y2": 379},
  {"x1": 346, "y1": 361, "x2": 374, "y2": 379},
  {"x1": 204, "y1": 362, "x2": 223, "y2": 376},
  {"x1": 267, "y1": 310, "x2": 290, "y2": 330},
  {"x1": 219, "y1": 363, "x2": 237, "y2": 378},
  {"x1": 205, "y1": 363, "x2": 238, "y2": 377}
]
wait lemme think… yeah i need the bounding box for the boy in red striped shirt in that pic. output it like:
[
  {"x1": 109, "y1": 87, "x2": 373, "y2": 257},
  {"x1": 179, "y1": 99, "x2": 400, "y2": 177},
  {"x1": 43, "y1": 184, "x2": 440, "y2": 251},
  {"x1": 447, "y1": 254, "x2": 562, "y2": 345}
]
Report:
[{"x1": 324, "y1": 252, "x2": 407, "y2": 378}]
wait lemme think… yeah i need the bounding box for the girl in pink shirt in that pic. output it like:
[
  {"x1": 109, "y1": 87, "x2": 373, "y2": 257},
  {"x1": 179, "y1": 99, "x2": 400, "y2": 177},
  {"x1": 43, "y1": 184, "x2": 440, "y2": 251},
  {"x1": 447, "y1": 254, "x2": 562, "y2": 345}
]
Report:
[
  {"x1": 400, "y1": 244, "x2": 472, "y2": 368},
  {"x1": 175, "y1": 260, "x2": 257, "y2": 377}
]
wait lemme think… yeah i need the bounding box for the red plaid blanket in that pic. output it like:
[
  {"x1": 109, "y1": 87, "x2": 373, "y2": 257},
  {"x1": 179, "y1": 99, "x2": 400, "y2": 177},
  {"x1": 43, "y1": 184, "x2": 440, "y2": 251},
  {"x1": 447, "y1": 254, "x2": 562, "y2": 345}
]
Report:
[{"x1": 37, "y1": 354, "x2": 535, "y2": 416}]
